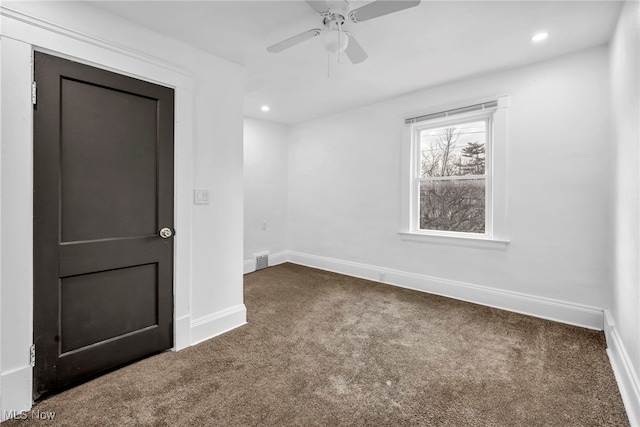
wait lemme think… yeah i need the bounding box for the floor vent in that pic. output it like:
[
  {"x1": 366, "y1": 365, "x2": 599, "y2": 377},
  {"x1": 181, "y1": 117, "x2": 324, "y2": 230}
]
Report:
[{"x1": 255, "y1": 253, "x2": 269, "y2": 271}]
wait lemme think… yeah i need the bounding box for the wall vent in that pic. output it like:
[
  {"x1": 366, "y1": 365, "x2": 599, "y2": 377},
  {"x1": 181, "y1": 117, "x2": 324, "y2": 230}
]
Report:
[{"x1": 255, "y1": 253, "x2": 269, "y2": 271}]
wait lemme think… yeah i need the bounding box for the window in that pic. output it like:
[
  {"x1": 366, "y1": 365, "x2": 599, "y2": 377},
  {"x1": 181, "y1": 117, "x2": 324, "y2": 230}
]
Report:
[
  {"x1": 417, "y1": 118, "x2": 490, "y2": 234},
  {"x1": 400, "y1": 96, "x2": 508, "y2": 246}
]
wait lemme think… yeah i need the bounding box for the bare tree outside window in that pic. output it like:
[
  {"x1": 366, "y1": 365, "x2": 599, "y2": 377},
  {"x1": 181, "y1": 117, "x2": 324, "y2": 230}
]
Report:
[{"x1": 419, "y1": 120, "x2": 487, "y2": 233}]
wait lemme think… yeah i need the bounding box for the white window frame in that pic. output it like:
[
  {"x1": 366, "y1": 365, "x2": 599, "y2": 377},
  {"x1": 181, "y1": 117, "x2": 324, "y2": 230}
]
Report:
[{"x1": 399, "y1": 95, "x2": 509, "y2": 249}]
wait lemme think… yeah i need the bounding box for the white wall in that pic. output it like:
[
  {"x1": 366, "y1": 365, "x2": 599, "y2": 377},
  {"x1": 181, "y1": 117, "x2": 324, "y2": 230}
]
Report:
[
  {"x1": 243, "y1": 118, "x2": 289, "y2": 272},
  {"x1": 0, "y1": 1, "x2": 245, "y2": 414},
  {"x1": 287, "y1": 46, "x2": 612, "y2": 325},
  {"x1": 608, "y1": 1, "x2": 640, "y2": 424},
  {"x1": 190, "y1": 70, "x2": 245, "y2": 324}
]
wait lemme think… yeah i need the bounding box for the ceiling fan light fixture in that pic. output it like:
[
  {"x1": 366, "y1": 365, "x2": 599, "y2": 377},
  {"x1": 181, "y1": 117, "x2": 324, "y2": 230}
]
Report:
[
  {"x1": 531, "y1": 31, "x2": 549, "y2": 42},
  {"x1": 324, "y1": 29, "x2": 349, "y2": 53}
]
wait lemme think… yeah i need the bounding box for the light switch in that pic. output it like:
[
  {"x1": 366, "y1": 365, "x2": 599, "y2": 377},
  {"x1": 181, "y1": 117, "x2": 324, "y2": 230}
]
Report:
[{"x1": 194, "y1": 189, "x2": 209, "y2": 205}]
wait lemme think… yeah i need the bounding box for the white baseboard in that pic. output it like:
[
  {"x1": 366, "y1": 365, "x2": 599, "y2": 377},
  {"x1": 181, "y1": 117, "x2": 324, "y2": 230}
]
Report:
[
  {"x1": 285, "y1": 251, "x2": 604, "y2": 330},
  {"x1": 1, "y1": 366, "x2": 32, "y2": 421},
  {"x1": 604, "y1": 309, "x2": 640, "y2": 427},
  {"x1": 243, "y1": 251, "x2": 288, "y2": 275},
  {"x1": 190, "y1": 304, "x2": 247, "y2": 346},
  {"x1": 174, "y1": 315, "x2": 191, "y2": 351},
  {"x1": 243, "y1": 259, "x2": 255, "y2": 274},
  {"x1": 269, "y1": 252, "x2": 288, "y2": 267}
]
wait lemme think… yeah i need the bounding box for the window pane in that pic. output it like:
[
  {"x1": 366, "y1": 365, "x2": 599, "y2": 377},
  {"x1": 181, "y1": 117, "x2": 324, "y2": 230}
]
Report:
[
  {"x1": 419, "y1": 179, "x2": 485, "y2": 233},
  {"x1": 420, "y1": 120, "x2": 486, "y2": 177}
]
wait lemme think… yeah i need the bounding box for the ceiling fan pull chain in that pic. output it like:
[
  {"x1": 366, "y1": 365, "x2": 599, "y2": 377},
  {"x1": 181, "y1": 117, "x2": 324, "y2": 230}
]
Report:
[{"x1": 338, "y1": 21, "x2": 342, "y2": 64}]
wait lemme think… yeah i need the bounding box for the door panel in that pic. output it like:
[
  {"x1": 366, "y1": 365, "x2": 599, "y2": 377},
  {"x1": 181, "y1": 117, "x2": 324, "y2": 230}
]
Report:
[
  {"x1": 34, "y1": 52, "x2": 175, "y2": 398},
  {"x1": 60, "y1": 264, "x2": 159, "y2": 355},
  {"x1": 60, "y1": 78, "x2": 158, "y2": 242}
]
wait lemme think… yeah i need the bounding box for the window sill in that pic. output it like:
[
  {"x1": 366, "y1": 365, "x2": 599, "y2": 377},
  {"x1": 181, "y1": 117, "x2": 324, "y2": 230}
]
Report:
[{"x1": 398, "y1": 231, "x2": 510, "y2": 250}]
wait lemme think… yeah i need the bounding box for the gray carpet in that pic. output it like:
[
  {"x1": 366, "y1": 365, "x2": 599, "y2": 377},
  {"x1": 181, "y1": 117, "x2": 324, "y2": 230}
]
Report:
[{"x1": 4, "y1": 263, "x2": 629, "y2": 426}]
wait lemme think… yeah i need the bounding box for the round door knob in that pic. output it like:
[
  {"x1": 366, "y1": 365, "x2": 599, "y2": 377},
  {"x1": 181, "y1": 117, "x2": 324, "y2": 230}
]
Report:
[{"x1": 159, "y1": 227, "x2": 173, "y2": 239}]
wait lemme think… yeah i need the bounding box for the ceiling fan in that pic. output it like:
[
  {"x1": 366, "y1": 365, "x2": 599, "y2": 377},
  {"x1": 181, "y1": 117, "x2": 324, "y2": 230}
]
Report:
[{"x1": 267, "y1": 0, "x2": 421, "y2": 64}]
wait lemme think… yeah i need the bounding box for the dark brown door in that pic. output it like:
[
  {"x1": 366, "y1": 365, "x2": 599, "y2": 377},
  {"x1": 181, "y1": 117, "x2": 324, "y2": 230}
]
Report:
[{"x1": 33, "y1": 52, "x2": 174, "y2": 398}]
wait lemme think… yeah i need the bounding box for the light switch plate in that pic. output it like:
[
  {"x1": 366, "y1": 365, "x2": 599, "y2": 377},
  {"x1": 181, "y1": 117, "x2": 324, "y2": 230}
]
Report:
[{"x1": 194, "y1": 189, "x2": 209, "y2": 205}]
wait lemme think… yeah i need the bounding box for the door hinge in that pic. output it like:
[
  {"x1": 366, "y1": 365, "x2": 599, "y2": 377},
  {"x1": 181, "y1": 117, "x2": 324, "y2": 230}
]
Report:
[
  {"x1": 31, "y1": 81, "x2": 37, "y2": 105},
  {"x1": 29, "y1": 344, "x2": 36, "y2": 367}
]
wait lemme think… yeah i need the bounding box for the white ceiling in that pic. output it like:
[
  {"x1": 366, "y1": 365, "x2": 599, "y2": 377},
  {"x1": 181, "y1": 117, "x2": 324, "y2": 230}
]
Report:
[{"x1": 90, "y1": 1, "x2": 622, "y2": 125}]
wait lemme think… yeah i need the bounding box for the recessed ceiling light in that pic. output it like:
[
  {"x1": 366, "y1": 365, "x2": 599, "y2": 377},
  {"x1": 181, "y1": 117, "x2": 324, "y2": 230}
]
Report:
[
  {"x1": 531, "y1": 32, "x2": 549, "y2": 42},
  {"x1": 261, "y1": 105, "x2": 270, "y2": 112}
]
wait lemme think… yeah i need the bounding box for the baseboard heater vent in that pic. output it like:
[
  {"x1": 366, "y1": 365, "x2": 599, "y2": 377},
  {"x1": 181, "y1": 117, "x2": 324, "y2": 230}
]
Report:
[{"x1": 255, "y1": 253, "x2": 269, "y2": 271}]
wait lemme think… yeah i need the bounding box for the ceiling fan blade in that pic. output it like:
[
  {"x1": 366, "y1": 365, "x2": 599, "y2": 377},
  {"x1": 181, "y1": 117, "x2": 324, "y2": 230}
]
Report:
[
  {"x1": 267, "y1": 29, "x2": 323, "y2": 53},
  {"x1": 349, "y1": 0, "x2": 421, "y2": 23},
  {"x1": 345, "y1": 34, "x2": 368, "y2": 64},
  {"x1": 306, "y1": 0, "x2": 331, "y2": 14}
]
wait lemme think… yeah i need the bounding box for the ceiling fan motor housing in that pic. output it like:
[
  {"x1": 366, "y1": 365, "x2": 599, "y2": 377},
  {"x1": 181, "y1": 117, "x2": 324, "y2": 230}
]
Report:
[{"x1": 323, "y1": 14, "x2": 346, "y2": 30}]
